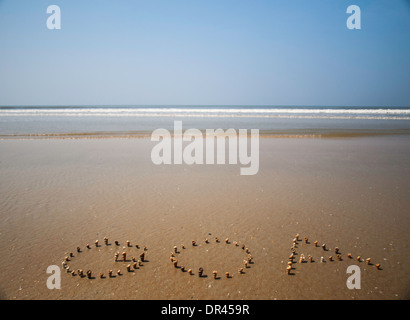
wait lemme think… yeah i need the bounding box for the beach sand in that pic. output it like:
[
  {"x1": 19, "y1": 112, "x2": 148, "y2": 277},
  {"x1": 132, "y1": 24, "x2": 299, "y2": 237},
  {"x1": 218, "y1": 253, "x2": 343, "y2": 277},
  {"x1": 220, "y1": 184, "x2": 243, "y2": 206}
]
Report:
[{"x1": 0, "y1": 136, "x2": 409, "y2": 300}]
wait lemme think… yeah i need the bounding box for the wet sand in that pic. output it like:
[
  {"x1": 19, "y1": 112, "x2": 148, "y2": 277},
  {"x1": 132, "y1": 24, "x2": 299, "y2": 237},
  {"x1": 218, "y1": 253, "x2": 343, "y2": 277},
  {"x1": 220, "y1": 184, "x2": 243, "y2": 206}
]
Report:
[{"x1": 0, "y1": 136, "x2": 409, "y2": 300}]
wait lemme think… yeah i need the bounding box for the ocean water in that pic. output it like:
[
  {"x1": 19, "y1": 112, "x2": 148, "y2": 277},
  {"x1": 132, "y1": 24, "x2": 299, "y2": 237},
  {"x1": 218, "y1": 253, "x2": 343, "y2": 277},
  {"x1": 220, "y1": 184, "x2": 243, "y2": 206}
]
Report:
[{"x1": 0, "y1": 106, "x2": 409, "y2": 137}]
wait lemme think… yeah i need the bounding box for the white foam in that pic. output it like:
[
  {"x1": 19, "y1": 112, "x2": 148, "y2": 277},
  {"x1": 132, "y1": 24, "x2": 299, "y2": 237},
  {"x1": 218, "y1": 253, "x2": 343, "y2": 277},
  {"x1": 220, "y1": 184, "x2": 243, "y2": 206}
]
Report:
[{"x1": 1, "y1": 107, "x2": 410, "y2": 120}]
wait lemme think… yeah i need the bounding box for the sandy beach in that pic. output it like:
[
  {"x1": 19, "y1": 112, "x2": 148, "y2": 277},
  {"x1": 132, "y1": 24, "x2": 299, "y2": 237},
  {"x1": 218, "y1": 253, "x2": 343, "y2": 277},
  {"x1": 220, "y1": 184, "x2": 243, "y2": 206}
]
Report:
[{"x1": 0, "y1": 135, "x2": 409, "y2": 300}]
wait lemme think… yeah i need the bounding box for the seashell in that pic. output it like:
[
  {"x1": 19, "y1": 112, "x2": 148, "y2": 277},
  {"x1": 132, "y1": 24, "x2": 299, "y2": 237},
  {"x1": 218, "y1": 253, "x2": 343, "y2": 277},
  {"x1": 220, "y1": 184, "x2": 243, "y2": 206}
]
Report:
[{"x1": 286, "y1": 266, "x2": 292, "y2": 275}]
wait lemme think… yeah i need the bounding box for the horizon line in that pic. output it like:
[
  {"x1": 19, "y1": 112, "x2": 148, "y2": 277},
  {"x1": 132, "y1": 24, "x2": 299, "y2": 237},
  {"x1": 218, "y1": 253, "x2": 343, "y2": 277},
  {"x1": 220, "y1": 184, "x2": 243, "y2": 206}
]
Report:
[{"x1": 1, "y1": 104, "x2": 410, "y2": 109}]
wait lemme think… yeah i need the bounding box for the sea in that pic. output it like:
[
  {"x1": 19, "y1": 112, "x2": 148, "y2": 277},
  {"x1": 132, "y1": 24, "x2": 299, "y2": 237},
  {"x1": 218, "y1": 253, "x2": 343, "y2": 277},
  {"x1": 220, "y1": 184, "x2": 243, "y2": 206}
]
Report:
[{"x1": 0, "y1": 105, "x2": 409, "y2": 138}]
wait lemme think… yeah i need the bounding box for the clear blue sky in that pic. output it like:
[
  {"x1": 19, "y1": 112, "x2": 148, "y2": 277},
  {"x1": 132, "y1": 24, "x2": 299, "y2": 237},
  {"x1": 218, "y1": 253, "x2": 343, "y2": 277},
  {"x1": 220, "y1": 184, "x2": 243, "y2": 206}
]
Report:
[{"x1": 0, "y1": 0, "x2": 409, "y2": 107}]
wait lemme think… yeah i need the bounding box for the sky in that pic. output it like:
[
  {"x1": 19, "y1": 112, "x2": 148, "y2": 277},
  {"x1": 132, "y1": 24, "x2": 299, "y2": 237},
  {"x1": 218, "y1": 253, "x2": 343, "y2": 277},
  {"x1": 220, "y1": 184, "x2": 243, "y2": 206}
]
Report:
[{"x1": 0, "y1": 0, "x2": 409, "y2": 107}]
